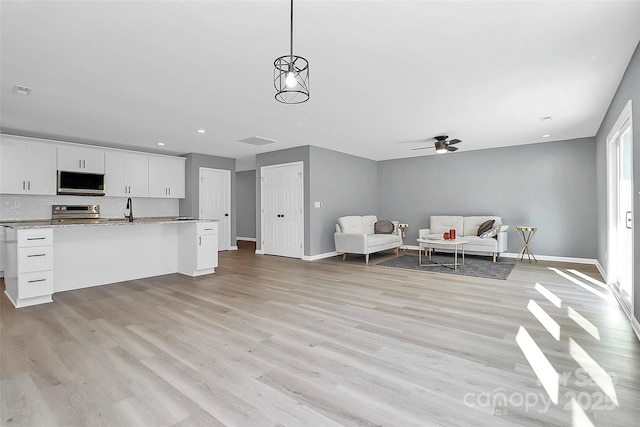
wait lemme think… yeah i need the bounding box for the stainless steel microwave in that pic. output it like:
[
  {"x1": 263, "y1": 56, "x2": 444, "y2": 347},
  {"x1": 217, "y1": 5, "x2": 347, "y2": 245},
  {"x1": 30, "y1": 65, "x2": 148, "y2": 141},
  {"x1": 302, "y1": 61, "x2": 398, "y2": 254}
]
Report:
[{"x1": 57, "y1": 171, "x2": 105, "y2": 196}]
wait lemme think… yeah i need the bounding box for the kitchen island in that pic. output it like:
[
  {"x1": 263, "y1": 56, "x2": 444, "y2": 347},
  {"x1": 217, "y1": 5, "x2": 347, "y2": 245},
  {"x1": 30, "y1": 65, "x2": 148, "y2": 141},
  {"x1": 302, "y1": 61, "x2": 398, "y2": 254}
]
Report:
[{"x1": 1, "y1": 217, "x2": 218, "y2": 308}]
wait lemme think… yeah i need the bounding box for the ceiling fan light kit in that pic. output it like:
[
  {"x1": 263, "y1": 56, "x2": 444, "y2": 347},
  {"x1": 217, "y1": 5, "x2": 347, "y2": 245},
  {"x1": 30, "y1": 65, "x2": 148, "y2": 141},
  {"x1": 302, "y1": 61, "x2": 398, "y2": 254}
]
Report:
[
  {"x1": 274, "y1": 0, "x2": 310, "y2": 104},
  {"x1": 412, "y1": 135, "x2": 461, "y2": 153}
]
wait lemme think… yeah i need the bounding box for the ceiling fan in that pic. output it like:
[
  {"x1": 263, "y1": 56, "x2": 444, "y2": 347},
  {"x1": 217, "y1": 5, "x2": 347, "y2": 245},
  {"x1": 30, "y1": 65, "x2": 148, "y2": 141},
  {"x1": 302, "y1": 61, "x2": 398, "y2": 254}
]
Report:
[{"x1": 412, "y1": 135, "x2": 462, "y2": 153}]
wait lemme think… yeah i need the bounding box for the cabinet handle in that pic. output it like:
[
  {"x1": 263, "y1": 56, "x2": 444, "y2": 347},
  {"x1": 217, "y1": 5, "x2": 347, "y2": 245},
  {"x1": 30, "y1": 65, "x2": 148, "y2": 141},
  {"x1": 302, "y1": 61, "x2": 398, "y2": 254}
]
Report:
[
  {"x1": 79, "y1": 159, "x2": 82, "y2": 168},
  {"x1": 204, "y1": 228, "x2": 213, "y2": 231},
  {"x1": 27, "y1": 254, "x2": 46, "y2": 258},
  {"x1": 83, "y1": 160, "x2": 86, "y2": 168},
  {"x1": 28, "y1": 279, "x2": 47, "y2": 284},
  {"x1": 27, "y1": 237, "x2": 46, "y2": 241},
  {"x1": 199, "y1": 236, "x2": 202, "y2": 246},
  {"x1": 168, "y1": 187, "x2": 171, "y2": 195},
  {"x1": 22, "y1": 181, "x2": 26, "y2": 190},
  {"x1": 27, "y1": 181, "x2": 31, "y2": 190}
]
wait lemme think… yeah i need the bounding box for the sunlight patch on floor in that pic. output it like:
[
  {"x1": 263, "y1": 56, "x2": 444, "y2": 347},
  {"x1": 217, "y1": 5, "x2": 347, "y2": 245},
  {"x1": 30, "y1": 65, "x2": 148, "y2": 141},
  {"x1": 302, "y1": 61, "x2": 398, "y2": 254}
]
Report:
[
  {"x1": 567, "y1": 269, "x2": 607, "y2": 290},
  {"x1": 527, "y1": 299, "x2": 560, "y2": 340},
  {"x1": 515, "y1": 326, "x2": 559, "y2": 404},
  {"x1": 568, "y1": 307, "x2": 600, "y2": 340},
  {"x1": 569, "y1": 338, "x2": 618, "y2": 406},
  {"x1": 548, "y1": 268, "x2": 615, "y2": 303},
  {"x1": 534, "y1": 282, "x2": 562, "y2": 308}
]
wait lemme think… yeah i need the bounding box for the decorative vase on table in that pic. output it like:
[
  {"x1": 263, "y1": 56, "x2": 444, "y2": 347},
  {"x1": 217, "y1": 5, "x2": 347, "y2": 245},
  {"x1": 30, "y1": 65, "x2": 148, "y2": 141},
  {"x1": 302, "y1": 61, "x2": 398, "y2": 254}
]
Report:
[
  {"x1": 450, "y1": 228, "x2": 456, "y2": 240},
  {"x1": 444, "y1": 232, "x2": 450, "y2": 240}
]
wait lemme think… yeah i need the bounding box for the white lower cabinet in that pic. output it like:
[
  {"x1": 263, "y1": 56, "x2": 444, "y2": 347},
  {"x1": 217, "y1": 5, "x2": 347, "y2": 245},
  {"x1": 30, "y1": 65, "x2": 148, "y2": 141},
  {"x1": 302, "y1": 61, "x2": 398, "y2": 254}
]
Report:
[
  {"x1": 4, "y1": 228, "x2": 54, "y2": 308},
  {"x1": 178, "y1": 221, "x2": 218, "y2": 276}
]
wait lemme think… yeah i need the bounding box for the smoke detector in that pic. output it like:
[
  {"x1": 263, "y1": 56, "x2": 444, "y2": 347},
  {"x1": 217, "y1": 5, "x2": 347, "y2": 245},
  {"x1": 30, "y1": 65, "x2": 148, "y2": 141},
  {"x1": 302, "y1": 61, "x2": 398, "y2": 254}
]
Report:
[{"x1": 12, "y1": 85, "x2": 32, "y2": 95}]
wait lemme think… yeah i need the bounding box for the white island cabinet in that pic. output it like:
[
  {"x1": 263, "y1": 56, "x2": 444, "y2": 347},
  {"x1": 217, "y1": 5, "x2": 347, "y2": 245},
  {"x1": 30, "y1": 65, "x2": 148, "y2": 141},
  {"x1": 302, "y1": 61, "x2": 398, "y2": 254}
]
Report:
[
  {"x1": 1, "y1": 219, "x2": 219, "y2": 308},
  {"x1": 4, "y1": 228, "x2": 54, "y2": 308},
  {"x1": 178, "y1": 221, "x2": 219, "y2": 276}
]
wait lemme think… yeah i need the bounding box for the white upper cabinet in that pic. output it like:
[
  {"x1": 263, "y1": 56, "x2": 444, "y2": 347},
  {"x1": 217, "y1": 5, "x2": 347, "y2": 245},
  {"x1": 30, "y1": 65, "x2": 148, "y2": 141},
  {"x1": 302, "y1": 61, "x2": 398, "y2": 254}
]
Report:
[
  {"x1": 57, "y1": 145, "x2": 105, "y2": 173},
  {"x1": 105, "y1": 151, "x2": 149, "y2": 197},
  {"x1": 0, "y1": 137, "x2": 56, "y2": 195},
  {"x1": 148, "y1": 156, "x2": 185, "y2": 198}
]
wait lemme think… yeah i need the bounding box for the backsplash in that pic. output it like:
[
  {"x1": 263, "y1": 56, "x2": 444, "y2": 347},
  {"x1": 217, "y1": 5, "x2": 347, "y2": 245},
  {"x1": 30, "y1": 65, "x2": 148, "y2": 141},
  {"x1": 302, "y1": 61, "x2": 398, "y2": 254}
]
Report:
[{"x1": 0, "y1": 195, "x2": 179, "y2": 221}]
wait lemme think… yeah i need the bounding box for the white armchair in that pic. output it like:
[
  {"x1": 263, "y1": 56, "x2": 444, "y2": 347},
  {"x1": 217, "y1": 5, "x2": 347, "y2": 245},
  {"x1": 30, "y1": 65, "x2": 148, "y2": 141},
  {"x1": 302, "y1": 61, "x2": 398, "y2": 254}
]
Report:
[{"x1": 334, "y1": 215, "x2": 401, "y2": 263}]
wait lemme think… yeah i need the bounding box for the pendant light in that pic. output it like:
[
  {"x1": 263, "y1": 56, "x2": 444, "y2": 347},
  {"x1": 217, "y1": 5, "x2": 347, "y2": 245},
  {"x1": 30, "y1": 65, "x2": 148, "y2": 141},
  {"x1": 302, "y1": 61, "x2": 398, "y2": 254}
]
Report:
[{"x1": 274, "y1": 0, "x2": 309, "y2": 103}]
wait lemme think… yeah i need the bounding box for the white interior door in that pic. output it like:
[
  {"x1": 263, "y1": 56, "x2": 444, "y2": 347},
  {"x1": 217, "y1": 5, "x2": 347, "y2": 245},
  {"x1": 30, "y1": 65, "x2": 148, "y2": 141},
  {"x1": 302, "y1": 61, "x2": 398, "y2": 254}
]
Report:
[
  {"x1": 199, "y1": 168, "x2": 231, "y2": 251},
  {"x1": 261, "y1": 162, "x2": 303, "y2": 258},
  {"x1": 607, "y1": 101, "x2": 633, "y2": 314}
]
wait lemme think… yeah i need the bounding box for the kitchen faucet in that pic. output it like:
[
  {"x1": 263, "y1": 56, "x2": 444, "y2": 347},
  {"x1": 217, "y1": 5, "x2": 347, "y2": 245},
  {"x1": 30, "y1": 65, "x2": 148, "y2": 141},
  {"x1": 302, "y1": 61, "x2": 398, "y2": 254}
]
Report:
[{"x1": 125, "y1": 197, "x2": 134, "y2": 222}]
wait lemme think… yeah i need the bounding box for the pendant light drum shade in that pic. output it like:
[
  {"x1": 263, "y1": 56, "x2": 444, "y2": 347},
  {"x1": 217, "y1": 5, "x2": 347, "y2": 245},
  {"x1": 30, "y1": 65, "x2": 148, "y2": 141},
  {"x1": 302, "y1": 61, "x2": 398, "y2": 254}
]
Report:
[
  {"x1": 274, "y1": 55, "x2": 310, "y2": 104},
  {"x1": 274, "y1": 0, "x2": 309, "y2": 104}
]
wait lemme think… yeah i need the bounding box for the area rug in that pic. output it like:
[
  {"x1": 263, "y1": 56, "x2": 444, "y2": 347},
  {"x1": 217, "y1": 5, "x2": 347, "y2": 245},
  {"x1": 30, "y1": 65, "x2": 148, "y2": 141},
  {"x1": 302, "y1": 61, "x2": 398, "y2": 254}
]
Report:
[{"x1": 377, "y1": 254, "x2": 515, "y2": 280}]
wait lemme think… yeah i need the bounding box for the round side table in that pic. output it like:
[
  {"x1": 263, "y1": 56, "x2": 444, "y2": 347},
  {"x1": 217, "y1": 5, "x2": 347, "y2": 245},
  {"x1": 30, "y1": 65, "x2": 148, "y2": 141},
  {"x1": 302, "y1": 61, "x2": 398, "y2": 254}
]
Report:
[
  {"x1": 516, "y1": 226, "x2": 537, "y2": 263},
  {"x1": 398, "y1": 223, "x2": 408, "y2": 252}
]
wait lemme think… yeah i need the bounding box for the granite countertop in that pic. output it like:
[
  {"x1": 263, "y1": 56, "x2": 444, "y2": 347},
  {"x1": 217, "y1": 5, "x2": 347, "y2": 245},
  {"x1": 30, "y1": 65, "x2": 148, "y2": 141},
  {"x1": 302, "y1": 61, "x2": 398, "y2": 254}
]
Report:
[{"x1": 0, "y1": 217, "x2": 218, "y2": 230}]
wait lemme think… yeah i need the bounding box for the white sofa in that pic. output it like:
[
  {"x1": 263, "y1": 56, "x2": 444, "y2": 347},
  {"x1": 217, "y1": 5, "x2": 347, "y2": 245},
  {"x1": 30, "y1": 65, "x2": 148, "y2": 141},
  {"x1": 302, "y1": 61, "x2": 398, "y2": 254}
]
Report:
[
  {"x1": 418, "y1": 215, "x2": 509, "y2": 262},
  {"x1": 335, "y1": 215, "x2": 401, "y2": 263}
]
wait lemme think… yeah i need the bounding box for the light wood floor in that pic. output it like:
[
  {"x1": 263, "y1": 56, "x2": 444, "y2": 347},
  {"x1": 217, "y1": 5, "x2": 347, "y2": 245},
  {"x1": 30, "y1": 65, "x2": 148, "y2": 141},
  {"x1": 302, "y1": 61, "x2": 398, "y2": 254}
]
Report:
[{"x1": 1, "y1": 249, "x2": 639, "y2": 426}]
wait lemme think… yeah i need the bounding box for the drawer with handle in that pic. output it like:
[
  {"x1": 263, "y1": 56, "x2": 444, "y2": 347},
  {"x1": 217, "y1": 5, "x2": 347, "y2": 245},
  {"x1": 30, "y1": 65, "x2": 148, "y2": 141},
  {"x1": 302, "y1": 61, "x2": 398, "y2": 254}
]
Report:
[
  {"x1": 18, "y1": 228, "x2": 53, "y2": 247},
  {"x1": 18, "y1": 246, "x2": 54, "y2": 273},
  {"x1": 197, "y1": 222, "x2": 218, "y2": 235},
  {"x1": 18, "y1": 271, "x2": 54, "y2": 299}
]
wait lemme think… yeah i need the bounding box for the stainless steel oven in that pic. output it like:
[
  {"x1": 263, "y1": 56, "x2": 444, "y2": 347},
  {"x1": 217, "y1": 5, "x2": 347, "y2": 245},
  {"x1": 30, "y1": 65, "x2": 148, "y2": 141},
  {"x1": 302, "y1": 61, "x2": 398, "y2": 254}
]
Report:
[{"x1": 52, "y1": 205, "x2": 101, "y2": 223}]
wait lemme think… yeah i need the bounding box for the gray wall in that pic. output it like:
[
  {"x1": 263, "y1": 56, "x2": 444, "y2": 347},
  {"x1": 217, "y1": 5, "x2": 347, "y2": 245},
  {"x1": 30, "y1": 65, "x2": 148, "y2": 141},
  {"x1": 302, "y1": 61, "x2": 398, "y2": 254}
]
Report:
[
  {"x1": 180, "y1": 153, "x2": 237, "y2": 243},
  {"x1": 236, "y1": 169, "x2": 256, "y2": 239},
  {"x1": 309, "y1": 146, "x2": 378, "y2": 255},
  {"x1": 255, "y1": 146, "x2": 310, "y2": 253},
  {"x1": 595, "y1": 41, "x2": 640, "y2": 323},
  {"x1": 378, "y1": 138, "x2": 598, "y2": 258}
]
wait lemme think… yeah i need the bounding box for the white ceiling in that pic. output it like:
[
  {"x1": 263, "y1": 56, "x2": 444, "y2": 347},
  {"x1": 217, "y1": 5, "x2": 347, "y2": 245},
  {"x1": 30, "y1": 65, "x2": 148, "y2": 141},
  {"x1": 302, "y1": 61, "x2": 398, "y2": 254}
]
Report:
[{"x1": 2, "y1": 1, "x2": 640, "y2": 171}]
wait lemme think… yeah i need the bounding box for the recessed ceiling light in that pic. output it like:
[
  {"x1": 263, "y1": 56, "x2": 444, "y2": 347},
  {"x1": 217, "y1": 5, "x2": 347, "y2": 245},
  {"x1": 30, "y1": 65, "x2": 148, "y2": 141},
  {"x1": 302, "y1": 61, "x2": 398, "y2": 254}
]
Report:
[
  {"x1": 542, "y1": 134, "x2": 552, "y2": 138},
  {"x1": 157, "y1": 142, "x2": 165, "y2": 146},
  {"x1": 12, "y1": 84, "x2": 32, "y2": 95},
  {"x1": 540, "y1": 116, "x2": 553, "y2": 122},
  {"x1": 197, "y1": 129, "x2": 206, "y2": 134}
]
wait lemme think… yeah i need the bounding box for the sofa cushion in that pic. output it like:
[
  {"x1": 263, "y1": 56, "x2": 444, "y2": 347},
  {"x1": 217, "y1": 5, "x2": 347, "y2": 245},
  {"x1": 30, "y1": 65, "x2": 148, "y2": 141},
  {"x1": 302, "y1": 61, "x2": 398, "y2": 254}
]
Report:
[
  {"x1": 338, "y1": 216, "x2": 365, "y2": 234},
  {"x1": 362, "y1": 215, "x2": 377, "y2": 235},
  {"x1": 477, "y1": 219, "x2": 495, "y2": 236},
  {"x1": 480, "y1": 224, "x2": 500, "y2": 238},
  {"x1": 463, "y1": 216, "x2": 502, "y2": 236},
  {"x1": 430, "y1": 216, "x2": 464, "y2": 235},
  {"x1": 374, "y1": 220, "x2": 394, "y2": 234}
]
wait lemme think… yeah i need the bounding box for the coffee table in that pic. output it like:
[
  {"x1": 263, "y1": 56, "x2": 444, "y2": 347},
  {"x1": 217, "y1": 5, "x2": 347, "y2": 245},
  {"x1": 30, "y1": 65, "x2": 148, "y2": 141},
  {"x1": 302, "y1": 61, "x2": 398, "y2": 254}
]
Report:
[{"x1": 417, "y1": 238, "x2": 467, "y2": 270}]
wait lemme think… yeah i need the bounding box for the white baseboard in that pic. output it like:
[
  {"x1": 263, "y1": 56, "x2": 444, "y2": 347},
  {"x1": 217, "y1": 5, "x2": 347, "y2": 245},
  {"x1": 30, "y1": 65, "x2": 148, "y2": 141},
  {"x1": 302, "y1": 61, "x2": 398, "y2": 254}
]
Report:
[
  {"x1": 303, "y1": 251, "x2": 338, "y2": 261},
  {"x1": 255, "y1": 249, "x2": 264, "y2": 255},
  {"x1": 501, "y1": 252, "x2": 599, "y2": 265},
  {"x1": 595, "y1": 260, "x2": 607, "y2": 282},
  {"x1": 229, "y1": 246, "x2": 238, "y2": 251},
  {"x1": 609, "y1": 285, "x2": 640, "y2": 342},
  {"x1": 236, "y1": 237, "x2": 256, "y2": 242}
]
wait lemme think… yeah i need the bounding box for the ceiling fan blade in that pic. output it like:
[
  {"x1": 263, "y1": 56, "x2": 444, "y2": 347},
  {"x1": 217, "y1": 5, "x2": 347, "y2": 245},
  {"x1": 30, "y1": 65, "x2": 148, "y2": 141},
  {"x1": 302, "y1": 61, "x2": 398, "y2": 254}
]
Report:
[
  {"x1": 448, "y1": 139, "x2": 461, "y2": 145},
  {"x1": 411, "y1": 146, "x2": 433, "y2": 151},
  {"x1": 447, "y1": 146, "x2": 459, "y2": 152}
]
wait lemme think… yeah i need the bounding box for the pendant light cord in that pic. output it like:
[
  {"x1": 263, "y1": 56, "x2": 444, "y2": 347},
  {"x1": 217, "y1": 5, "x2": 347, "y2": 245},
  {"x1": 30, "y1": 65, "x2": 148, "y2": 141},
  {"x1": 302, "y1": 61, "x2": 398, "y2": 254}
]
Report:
[{"x1": 289, "y1": 0, "x2": 294, "y2": 60}]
